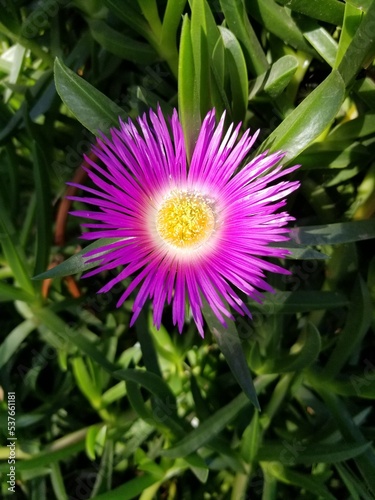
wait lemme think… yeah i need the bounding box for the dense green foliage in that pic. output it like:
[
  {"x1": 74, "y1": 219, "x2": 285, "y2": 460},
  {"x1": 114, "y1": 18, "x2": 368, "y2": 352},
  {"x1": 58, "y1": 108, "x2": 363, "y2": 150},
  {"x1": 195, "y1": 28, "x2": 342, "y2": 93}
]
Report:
[{"x1": 0, "y1": 0, "x2": 375, "y2": 498}]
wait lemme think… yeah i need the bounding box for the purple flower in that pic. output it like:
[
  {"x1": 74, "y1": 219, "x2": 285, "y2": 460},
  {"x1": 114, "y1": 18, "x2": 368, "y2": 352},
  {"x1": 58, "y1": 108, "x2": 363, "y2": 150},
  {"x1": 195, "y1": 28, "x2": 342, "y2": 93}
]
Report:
[{"x1": 69, "y1": 108, "x2": 300, "y2": 336}]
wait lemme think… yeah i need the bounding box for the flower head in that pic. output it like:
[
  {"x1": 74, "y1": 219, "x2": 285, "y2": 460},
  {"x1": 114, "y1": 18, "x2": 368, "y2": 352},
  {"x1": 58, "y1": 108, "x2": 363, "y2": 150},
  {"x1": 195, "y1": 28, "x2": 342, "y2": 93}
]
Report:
[{"x1": 69, "y1": 108, "x2": 300, "y2": 336}]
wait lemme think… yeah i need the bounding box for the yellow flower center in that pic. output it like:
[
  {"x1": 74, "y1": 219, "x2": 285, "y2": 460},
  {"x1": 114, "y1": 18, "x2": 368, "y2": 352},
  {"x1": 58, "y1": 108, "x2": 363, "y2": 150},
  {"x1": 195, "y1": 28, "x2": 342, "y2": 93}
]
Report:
[{"x1": 156, "y1": 190, "x2": 215, "y2": 249}]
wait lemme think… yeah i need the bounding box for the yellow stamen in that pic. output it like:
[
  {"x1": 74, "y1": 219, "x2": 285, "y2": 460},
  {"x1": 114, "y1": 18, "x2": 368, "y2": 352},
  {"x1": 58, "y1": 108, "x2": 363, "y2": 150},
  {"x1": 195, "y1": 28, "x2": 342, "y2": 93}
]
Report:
[{"x1": 156, "y1": 190, "x2": 215, "y2": 249}]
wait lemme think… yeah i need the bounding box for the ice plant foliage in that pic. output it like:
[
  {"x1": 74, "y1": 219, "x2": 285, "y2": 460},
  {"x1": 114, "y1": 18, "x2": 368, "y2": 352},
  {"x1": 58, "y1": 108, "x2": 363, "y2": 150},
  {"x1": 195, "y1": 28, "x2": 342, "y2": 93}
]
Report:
[{"x1": 69, "y1": 108, "x2": 300, "y2": 336}]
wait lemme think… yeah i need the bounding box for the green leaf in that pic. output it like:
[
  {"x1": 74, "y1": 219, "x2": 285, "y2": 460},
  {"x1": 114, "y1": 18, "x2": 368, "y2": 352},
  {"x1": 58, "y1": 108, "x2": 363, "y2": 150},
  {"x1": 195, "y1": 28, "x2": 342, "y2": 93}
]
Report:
[
  {"x1": 104, "y1": 0, "x2": 152, "y2": 40},
  {"x1": 329, "y1": 112, "x2": 375, "y2": 140},
  {"x1": 178, "y1": 15, "x2": 200, "y2": 161},
  {"x1": 260, "y1": 323, "x2": 321, "y2": 374},
  {"x1": 264, "y1": 462, "x2": 337, "y2": 500},
  {"x1": 258, "y1": 441, "x2": 371, "y2": 464},
  {"x1": 33, "y1": 238, "x2": 121, "y2": 280},
  {"x1": 218, "y1": 26, "x2": 248, "y2": 123},
  {"x1": 240, "y1": 411, "x2": 261, "y2": 463},
  {"x1": 54, "y1": 58, "x2": 127, "y2": 136},
  {"x1": 0, "y1": 282, "x2": 35, "y2": 303},
  {"x1": 247, "y1": 0, "x2": 314, "y2": 53},
  {"x1": 203, "y1": 301, "x2": 260, "y2": 409},
  {"x1": 0, "y1": 199, "x2": 34, "y2": 296},
  {"x1": 162, "y1": 392, "x2": 251, "y2": 458},
  {"x1": 323, "y1": 278, "x2": 372, "y2": 379},
  {"x1": 299, "y1": 19, "x2": 338, "y2": 67},
  {"x1": 338, "y1": 2, "x2": 375, "y2": 86},
  {"x1": 113, "y1": 369, "x2": 176, "y2": 405},
  {"x1": 277, "y1": 0, "x2": 344, "y2": 25},
  {"x1": 31, "y1": 141, "x2": 52, "y2": 277},
  {"x1": 295, "y1": 141, "x2": 370, "y2": 170},
  {"x1": 290, "y1": 219, "x2": 375, "y2": 246},
  {"x1": 71, "y1": 357, "x2": 102, "y2": 407},
  {"x1": 249, "y1": 55, "x2": 298, "y2": 100},
  {"x1": 250, "y1": 291, "x2": 349, "y2": 314},
  {"x1": 220, "y1": 0, "x2": 269, "y2": 76},
  {"x1": 89, "y1": 20, "x2": 158, "y2": 64},
  {"x1": 91, "y1": 474, "x2": 160, "y2": 500},
  {"x1": 261, "y1": 70, "x2": 345, "y2": 163},
  {"x1": 190, "y1": 0, "x2": 214, "y2": 117},
  {"x1": 321, "y1": 391, "x2": 375, "y2": 496},
  {"x1": 0, "y1": 319, "x2": 35, "y2": 366},
  {"x1": 335, "y1": 2, "x2": 363, "y2": 70},
  {"x1": 162, "y1": 375, "x2": 275, "y2": 459}
]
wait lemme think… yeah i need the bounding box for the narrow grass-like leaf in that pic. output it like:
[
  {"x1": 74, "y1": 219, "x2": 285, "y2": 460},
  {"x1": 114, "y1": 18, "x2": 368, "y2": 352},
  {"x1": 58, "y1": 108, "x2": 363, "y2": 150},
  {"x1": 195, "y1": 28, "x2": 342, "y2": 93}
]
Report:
[
  {"x1": 336, "y1": 463, "x2": 375, "y2": 500},
  {"x1": 54, "y1": 58, "x2": 127, "y2": 136},
  {"x1": 91, "y1": 474, "x2": 160, "y2": 500},
  {"x1": 32, "y1": 141, "x2": 52, "y2": 277},
  {"x1": 0, "y1": 319, "x2": 35, "y2": 366},
  {"x1": 162, "y1": 392, "x2": 251, "y2": 458},
  {"x1": 219, "y1": 27, "x2": 248, "y2": 123},
  {"x1": 220, "y1": 0, "x2": 268, "y2": 75},
  {"x1": 89, "y1": 21, "x2": 158, "y2": 65},
  {"x1": 113, "y1": 369, "x2": 176, "y2": 405},
  {"x1": 258, "y1": 441, "x2": 371, "y2": 464},
  {"x1": 203, "y1": 302, "x2": 260, "y2": 409},
  {"x1": 71, "y1": 357, "x2": 102, "y2": 407},
  {"x1": 33, "y1": 307, "x2": 116, "y2": 373},
  {"x1": 178, "y1": 15, "x2": 200, "y2": 161},
  {"x1": 321, "y1": 391, "x2": 375, "y2": 496},
  {"x1": 0, "y1": 431, "x2": 86, "y2": 472},
  {"x1": 323, "y1": 278, "x2": 372, "y2": 379},
  {"x1": 0, "y1": 199, "x2": 34, "y2": 295},
  {"x1": 261, "y1": 70, "x2": 345, "y2": 162},
  {"x1": 135, "y1": 310, "x2": 162, "y2": 377},
  {"x1": 50, "y1": 462, "x2": 68, "y2": 500},
  {"x1": 264, "y1": 463, "x2": 336, "y2": 500},
  {"x1": 190, "y1": 0, "x2": 212, "y2": 118}
]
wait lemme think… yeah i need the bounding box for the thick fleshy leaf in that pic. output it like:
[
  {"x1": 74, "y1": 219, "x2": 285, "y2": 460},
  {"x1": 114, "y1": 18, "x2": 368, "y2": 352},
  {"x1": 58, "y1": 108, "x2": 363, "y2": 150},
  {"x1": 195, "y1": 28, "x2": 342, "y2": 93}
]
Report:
[
  {"x1": 261, "y1": 70, "x2": 345, "y2": 162},
  {"x1": 218, "y1": 26, "x2": 248, "y2": 123},
  {"x1": 338, "y1": 1, "x2": 375, "y2": 86},
  {"x1": 277, "y1": 0, "x2": 344, "y2": 25},
  {"x1": 220, "y1": 0, "x2": 268, "y2": 76},
  {"x1": 178, "y1": 15, "x2": 200, "y2": 160},
  {"x1": 249, "y1": 55, "x2": 298, "y2": 99}
]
